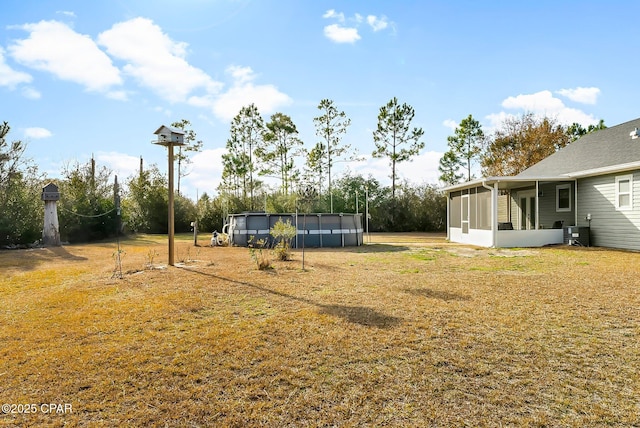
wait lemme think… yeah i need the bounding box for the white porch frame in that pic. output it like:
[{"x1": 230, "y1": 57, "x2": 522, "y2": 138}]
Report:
[{"x1": 445, "y1": 176, "x2": 576, "y2": 248}]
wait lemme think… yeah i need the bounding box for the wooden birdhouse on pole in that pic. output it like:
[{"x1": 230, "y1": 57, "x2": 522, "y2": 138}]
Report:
[
  {"x1": 153, "y1": 125, "x2": 186, "y2": 147},
  {"x1": 41, "y1": 182, "x2": 61, "y2": 246},
  {"x1": 153, "y1": 125, "x2": 186, "y2": 266}
]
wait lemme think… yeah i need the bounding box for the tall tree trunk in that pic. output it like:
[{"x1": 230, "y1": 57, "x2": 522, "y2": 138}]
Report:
[{"x1": 249, "y1": 143, "x2": 254, "y2": 210}]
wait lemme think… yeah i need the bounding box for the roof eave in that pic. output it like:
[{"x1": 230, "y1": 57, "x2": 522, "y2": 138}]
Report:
[
  {"x1": 443, "y1": 175, "x2": 573, "y2": 192},
  {"x1": 566, "y1": 160, "x2": 640, "y2": 178},
  {"x1": 153, "y1": 125, "x2": 186, "y2": 135}
]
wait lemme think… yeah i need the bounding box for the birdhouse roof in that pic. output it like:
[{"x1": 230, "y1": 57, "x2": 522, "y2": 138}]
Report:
[
  {"x1": 42, "y1": 182, "x2": 59, "y2": 192},
  {"x1": 153, "y1": 125, "x2": 185, "y2": 136}
]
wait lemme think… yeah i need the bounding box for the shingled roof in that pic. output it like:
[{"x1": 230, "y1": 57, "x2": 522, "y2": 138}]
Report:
[{"x1": 516, "y1": 117, "x2": 640, "y2": 178}]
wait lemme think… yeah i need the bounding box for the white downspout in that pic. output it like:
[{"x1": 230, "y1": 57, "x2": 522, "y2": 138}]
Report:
[
  {"x1": 535, "y1": 180, "x2": 539, "y2": 230},
  {"x1": 446, "y1": 192, "x2": 450, "y2": 241},
  {"x1": 482, "y1": 181, "x2": 496, "y2": 247},
  {"x1": 574, "y1": 179, "x2": 578, "y2": 226}
]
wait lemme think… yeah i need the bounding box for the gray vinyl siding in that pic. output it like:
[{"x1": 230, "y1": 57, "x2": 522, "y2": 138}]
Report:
[
  {"x1": 497, "y1": 193, "x2": 509, "y2": 222},
  {"x1": 507, "y1": 183, "x2": 576, "y2": 229},
  {"x1": 510, "y1": 192, "x2": 518, "y2": 226},
  {"x1": 577, "y1": 172, "x2": 640, "y2": 250},
  {"x1": 538, "y1": 181, "x2": 575, "y2": 228}
]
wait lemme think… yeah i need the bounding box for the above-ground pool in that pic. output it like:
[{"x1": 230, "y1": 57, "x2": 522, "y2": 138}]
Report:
[{"x1": 226, "y1": 212, "x2": 363, "y2": 247}]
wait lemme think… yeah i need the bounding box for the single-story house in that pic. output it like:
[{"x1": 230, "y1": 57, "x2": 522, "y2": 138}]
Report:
[{"x1": 444, "y1": 117, "x2": 640, "y2": 250}]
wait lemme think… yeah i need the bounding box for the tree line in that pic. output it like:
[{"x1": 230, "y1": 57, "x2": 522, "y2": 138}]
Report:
[
  {"x1": 220, "y1": 98, "x2": 424, "y2": 210},
  {"x1": 438, "y1": 113, "x2": 606, "y2": 184},
  {"x1": 0, "y1": 105, "x2": 605, "y2": 246}
]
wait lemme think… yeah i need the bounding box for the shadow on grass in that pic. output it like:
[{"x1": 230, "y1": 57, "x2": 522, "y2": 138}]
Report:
[
  {"x1": 318, "y1": 304, "x2": 402, "y2": 328},
  {"x1": 46, "y1": 246, "x2": 88, "y2": 261},
  {"x1": 353, "y1": 244, "x2": 411, "y2": 253},
  {"x1": 292, "y1": 244, "x2": 411, "y2": 254},
  {"x1": 187, "y1": 269, "x2": 402, "y2": 329},
  {"x1": 0, "y1": 245, "x2": 88, "y2": 271},
  {"x1": 100, "y1": 235, "x2": 161, "y2": 246},
  {"x1": 404, "y1": 287, "x2": 471, "y2": 302}
]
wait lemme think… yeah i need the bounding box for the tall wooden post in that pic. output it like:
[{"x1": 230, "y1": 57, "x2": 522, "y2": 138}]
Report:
[
  {"x1": 153, "y1": 125, "x2": 186, "y2": 267},
  {"x1": 192, "y1": 221, "x2": 198, "y2": 246},
  {"x1": 167, "y1": 143, "x2": 175, "y2": 266}
]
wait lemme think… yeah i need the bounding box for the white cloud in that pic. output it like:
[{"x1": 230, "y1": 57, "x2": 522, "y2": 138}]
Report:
[
  {"x1": 350, "y1": 155, "x2": 386, "y2": 180},
  {"x1": 556, "y1": 86, "x2": 600, "y2": 105},
  {"x1": 181, "y1": 148, "x2": 227, "y2": 197},
  {"x1": 56, "y1": 11, "x2": 76, "y2": 18},
  {"x1": 105, "y1": 90, "x2": 128, "y2": 101},
  {"x1": 323, "y1": 10, "x2": 393, "y2": 43},
  {"x1": 211, "y1": 65, "x2": 292, "y2": 122},
  {"x1": 323, "y1": 24, "x2": 361, "y2": 44},
  {"x1": 366, "y1": 15, "x2": 389, "y2": 32},
  {"x1": 397, "y1": 151, "x2": 442, "y2": 184},
  {"x1": 352, "y1": 151, "x2": 443, "y2": 187},
  {"x1": 8, "y1": 20, "x2": 122, "y2": 92},
  {"x1": 227, "y1": 65, "x2": 254, "y2": 84},
  {"x1": 21, "y1": 87, "x2": 41, "y2": 99},
  {"x1": 154, "y1": 106, "x2": 172, "y2": 117},
  {"x1": 323, "y1": 9, "x2": 345, "y2": 22},
  {"x1": 0, "y1": 46, "x2": 32, "y2": 88},
  {"x1": 8, "y1": 17, "x2": 290, "y2": 128},
  {"x1": 553, "y1": 108, "x2": 599, "y2": 127},
  {"x1": 95, "y1": 151, "x2": 141, "y2": 179},
  {"x1": 188, "y1": 94, "x2": 215, "y2": 109},
  {"x1": 24, "y1": 127, "x2": 52, "y2": 139},
  {"x1": 442, "y1": 119, "x2": 457, "y2": 131},
  {"x1": 498, "y1": 89, "x2": 598, "y2": 127},
  {"x1": 502, "y1": 90, "x2": 564, "y2": 112},
  {"x1": 97, "y1": 17, "x2": 222, "y2": 103},
  {"x1": 485, "y1": 111, "x2": 513, "y2": 131}
]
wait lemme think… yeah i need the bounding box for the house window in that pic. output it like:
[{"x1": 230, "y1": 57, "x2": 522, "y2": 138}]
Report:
[
  {"x1": 616, "y1": 174, "x2": 633, "y2": 210},
  {"x1": 556, "y1": 184, "x2": 571, "y2": 212}
]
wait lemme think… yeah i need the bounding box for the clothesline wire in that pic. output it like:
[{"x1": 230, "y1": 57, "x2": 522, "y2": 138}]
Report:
[{"x1": 58, "y1": 206, "x2": 116, "y2": 218}]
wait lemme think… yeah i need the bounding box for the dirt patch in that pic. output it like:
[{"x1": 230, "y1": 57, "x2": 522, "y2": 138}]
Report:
[
  {"x1": 444, "y1": 246, "x2": 539, "y2": 258},
  {"x1": 488, "y1": 248, "x2": 538, "y2": 257}
]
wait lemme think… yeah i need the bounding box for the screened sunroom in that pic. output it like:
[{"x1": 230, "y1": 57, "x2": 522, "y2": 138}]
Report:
[{"x1": 445, "y1": 177, "x2": 578, "y2": 248}]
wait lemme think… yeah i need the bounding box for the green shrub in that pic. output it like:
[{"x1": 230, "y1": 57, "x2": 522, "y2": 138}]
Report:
[{"x1": 270, "y1": 217, "x2": 297, "y2": 261}]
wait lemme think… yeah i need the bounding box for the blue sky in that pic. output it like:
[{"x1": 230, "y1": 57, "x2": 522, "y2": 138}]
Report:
[{"x1": 2, "y1": 0, "x2": 639, "y2": 200}]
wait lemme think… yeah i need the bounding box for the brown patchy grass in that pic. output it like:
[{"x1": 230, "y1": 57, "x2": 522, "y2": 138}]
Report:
[{"x1": 1, "y1": 233, "x2": 639, "y2": 427}]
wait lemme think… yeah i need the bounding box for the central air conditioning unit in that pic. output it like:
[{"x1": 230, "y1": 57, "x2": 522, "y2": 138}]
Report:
[{"x1": 563, "y1": 226, "x2": 590, "y2": 247}]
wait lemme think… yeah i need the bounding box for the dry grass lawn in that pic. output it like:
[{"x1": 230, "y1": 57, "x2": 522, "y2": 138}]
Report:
[{"x1": 0, "y1": 233, "x2": 638, "y2": 427}]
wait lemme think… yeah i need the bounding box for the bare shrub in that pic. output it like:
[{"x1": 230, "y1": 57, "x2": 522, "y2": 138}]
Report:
[{"x1": 248, "y1": 236, "x2": 272, "y2": 270}]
